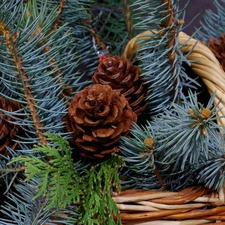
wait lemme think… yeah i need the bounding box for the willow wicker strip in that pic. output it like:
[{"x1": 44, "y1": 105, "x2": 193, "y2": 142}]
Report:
[
  {"x1": 122, "y1": 30, "x2": 225, "y2": 126},
  {"x1": 117, "y1": 32, "x2": 225, "y2": 224},
  {"x1": 113, "y1": 187, "x2": 225, "y2": 224}
]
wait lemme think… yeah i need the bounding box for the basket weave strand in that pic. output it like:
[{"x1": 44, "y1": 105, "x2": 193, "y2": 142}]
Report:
[
  {"x1": 117, "y1": 31, "x2": 225, "y2": 224},
  {"x1": 113, "y1": 187, "x2": 225, "y2": 224}
]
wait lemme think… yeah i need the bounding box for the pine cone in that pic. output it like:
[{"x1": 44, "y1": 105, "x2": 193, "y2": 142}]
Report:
[
  {"x1": 92, "y1": 56, "x2": 148, "y2": 115},
  {"x1": 66, "y1": 84, "x2": 137, "y2": 159},
  {"x1": 208, "y1": 33, "x2": 225, "y2": 71},
  {"x1": 0, "y1": 97, "x2": 21, "y2": 156}
]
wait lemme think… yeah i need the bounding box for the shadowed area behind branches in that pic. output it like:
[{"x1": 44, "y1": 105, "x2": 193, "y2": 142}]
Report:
[{"x1": 176, "y1": 0, "x2": 216, "y2": 35}]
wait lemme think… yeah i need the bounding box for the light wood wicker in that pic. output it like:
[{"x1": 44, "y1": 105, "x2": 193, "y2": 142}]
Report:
[
  {"x1": 117, "y1": 32, "x2": 225, "y2": 224},
  {"x1": 113, "y1": 186, "x2": 225, "y2": 224},
  {"x1": 122, "y1": 31, "x2": 225, "y2": 126}
]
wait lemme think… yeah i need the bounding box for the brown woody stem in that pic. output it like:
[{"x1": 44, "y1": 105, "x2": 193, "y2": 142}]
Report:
[
  {"x1": 30, "y1": 4, "x2": 72, "y2": 99},
  {"x1": 144, "y1": 137, "x2": 167, "y2": 190},
  {"x1": 0, "y1": 166, "x2": 25, "y2": 173},
  {"x1": 161, "y1": 0, "x2": 183, "y2": 99},
  {"x1": 90, "y1": 25, "x2": 109, "y2": 53},
  {"x1": 154, "y1": 164, "x2": 167, "y2": 191},
  {"x1": 53, "y1": 0, "x2": 65, "y2": 30},
  {"x1": 0, "y1": 22, "x2": 48, "y2": 145},
  {"x1": 123, "y1": 0, "x2": 133, "y2": 39},
  {"x1": 162, "y1": 0, "x2": 176, "y2": 49}
]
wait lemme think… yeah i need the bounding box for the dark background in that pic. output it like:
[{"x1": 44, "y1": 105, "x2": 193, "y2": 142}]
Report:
[{"x1": 178, "y1": 0, "x2": 216, "y2": 35}]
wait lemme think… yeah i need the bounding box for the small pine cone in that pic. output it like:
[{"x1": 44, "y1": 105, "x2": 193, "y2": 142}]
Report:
[
  {"x1": 66, "y1": 84, "x2": 137, "y2": 159},
  {"x1": 92, "y1": 56, "x2": 148, "y2": 115},
  {"x1": 0, "y1": 97, "x2": 21, "y2": 156},
  {"x1": 208, "y1": 33, "x2": 225, "y2": 71}
]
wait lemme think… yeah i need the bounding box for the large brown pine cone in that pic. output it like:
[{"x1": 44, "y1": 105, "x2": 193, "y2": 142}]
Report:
[
  {"x1": 208, "y1": 33, "x2": 225, "y2": 71},
  {"x1": 66, "y1": 84, "x2": 137, "y2": 159},
  {"x1": 92, "y1": 56, "x2": 148, "y2": 115},
  {"x1": 0, "y1": 97, "x2": 21, "y2": 156}
]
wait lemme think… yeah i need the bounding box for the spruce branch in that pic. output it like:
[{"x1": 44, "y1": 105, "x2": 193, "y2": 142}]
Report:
[
  {"x1": 92, "y1": 2, "x2": 128, "y2": 55},
  {"x1": 123, "y1": 0, "x2": 199, "y2": 114},
  {"x1": 196, "y1": 155, "x2": 225, "y2": 191},
  {"x1": 0, "y1": 0, "x2": 82, "y2": 148},
  {"x1": 154, "y1": 91, "x2": 225, "y2": 174},
  {"x1": 120, "y1": 122, "x2": 155, "y2": 173},
  {"x1": 196, "y1": 0, "x2": 225, "y2": 42},
  {"x1": 0, "y1": 2, "x2": 49, "y2": 145},
  {"x1": 119, "y1": 122, "x2": 162, "y2": 190},
  {"x1": 161, "y1": 0, "x2": 185, "y2": 101},
  {"x1": 25, "y1": 0, "x2": 74, "y2": 99},
  {"x1": 119, "y1": 91, "x2": 225, "y2": 191},
  {"x1": 59, "y1": 0, "x2": 99, "y2": 78},
  {"x1": 0, "y1": 179, "x2": 56, "y2": 225}
]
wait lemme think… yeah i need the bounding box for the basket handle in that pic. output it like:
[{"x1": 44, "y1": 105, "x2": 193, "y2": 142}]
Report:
[{"x1": 122, "y1": 31, "x2": 225, "y2": 126}]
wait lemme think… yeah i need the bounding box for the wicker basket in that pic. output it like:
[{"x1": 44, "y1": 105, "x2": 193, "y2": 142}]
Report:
[
  {"x1": 113, "y1": 187, "x2": 225, "y2": 224},
  {"x1": 115, "y1": 32, "x2": 225, "y2": 225}
]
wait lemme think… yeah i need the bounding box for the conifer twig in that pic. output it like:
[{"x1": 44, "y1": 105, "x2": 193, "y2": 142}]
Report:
[
  {"x1": 161, "y1": 0, "x2": 185, "y2": 99},
  {"x1": 90, "y1": 24, "x2": 109, "y2": 56},
  {"x1": 123, "y1": 0, "x2": 133, "y2": 39},
  {"x1": 153, "y1": 164, "x2": 167, "y2": 190},
  {"x1": 53, "y1": 0, "x2": 65, "y2": 30},
  {"x1": 144, "y1": 137, "x2": 166, "y2": 190},
  {"x1": 0, "y1": 22, "x2": 47, "y2": 144},
  {"x1": 29, "y1": 2, "x2": 72, "y2": 99}
]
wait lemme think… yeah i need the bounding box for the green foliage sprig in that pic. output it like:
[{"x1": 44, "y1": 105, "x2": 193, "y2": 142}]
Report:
[
  {"x1": 79, "y1": 155, "x2": 124, "y2": 225},
  {"x1": 8, "y1": 133, "x2": 123, "y2": 224},
  {"x1": 8, "y1": 133, "x2": 82, "y2": 210}
]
